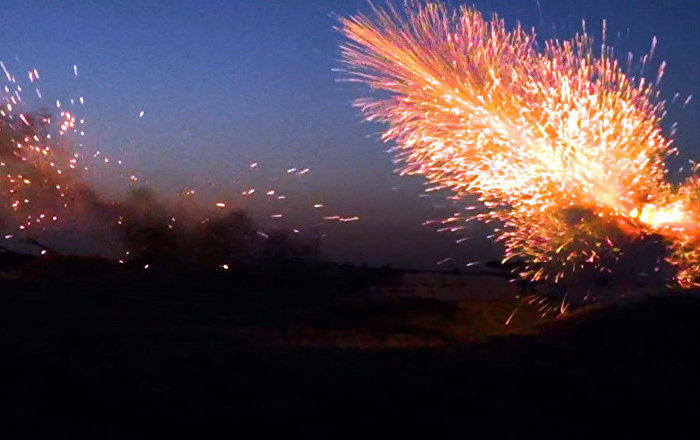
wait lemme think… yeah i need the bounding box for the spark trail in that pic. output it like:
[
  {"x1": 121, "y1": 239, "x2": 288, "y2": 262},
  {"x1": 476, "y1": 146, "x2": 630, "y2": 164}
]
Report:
[{"x1": 339, "y1": 2, "x2": 699, "y2": 286}]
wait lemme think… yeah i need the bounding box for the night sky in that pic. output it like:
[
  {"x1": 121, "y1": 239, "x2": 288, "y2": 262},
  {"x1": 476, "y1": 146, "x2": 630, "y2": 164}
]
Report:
[{"x1": 0, "y1": 0, "x2": 697, "y2": 269}]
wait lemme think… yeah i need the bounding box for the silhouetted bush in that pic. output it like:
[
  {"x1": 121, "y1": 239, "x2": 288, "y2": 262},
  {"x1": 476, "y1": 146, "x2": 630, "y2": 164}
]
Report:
[
  {"x1": 116, "y1": 188, "x2": 312, "y2": 271},
  {"x1": 193, "y1": 210, "x2": 260, "y2": 267}
]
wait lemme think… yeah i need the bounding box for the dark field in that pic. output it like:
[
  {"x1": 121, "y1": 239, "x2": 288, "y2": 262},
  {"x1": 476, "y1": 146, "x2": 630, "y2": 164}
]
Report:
[{"x1": 2, "y1": 257, "x2": 699, "y2": 437}]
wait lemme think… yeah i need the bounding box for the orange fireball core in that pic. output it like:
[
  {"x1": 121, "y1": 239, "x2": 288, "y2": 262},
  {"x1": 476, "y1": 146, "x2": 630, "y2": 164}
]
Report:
[{"x1": 339, "y1": 2, "x2": 699, "y2": 287}]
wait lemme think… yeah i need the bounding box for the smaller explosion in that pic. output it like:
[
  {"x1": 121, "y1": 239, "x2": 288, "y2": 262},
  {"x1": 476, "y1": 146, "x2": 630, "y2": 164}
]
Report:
[
  {"x1": 0, "y1": 63, "x2": 359, "y2": 269},
  {"x1": 338, "y1": 1, "x2": 699, "y2": 287}
]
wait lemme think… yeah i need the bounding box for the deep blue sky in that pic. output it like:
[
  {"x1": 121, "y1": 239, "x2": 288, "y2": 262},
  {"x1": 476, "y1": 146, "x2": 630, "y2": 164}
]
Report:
[{"x1": 1, "y1": 0, "x2": 697, "y2": 268}]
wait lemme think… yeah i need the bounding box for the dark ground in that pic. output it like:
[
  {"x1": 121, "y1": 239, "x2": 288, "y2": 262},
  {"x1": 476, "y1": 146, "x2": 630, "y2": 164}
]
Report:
[{"x1": 1, "y1": 256, "x2": 699, "y2": 438}]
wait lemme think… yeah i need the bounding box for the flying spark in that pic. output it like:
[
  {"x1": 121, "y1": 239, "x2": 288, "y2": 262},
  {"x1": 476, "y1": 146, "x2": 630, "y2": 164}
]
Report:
[{"x1": 339, "y1": 2, "x2": 699, "y2": 287}]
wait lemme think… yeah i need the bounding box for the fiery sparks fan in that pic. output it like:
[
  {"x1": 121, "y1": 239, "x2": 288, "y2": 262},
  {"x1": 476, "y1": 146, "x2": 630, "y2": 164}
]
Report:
[{"x1": 338, "y1": 2, "x2": 699, "y2": 286}]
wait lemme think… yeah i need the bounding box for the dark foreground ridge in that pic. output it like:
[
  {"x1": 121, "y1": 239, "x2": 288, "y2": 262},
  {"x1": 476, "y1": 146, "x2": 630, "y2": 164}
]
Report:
[{"x1": 1, "y1": 256, "x2": 699, "y2": 437}]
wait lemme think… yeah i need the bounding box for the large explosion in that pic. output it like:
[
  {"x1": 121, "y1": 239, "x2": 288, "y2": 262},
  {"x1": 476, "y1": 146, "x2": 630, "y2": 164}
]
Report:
[{"x1": 338, "y1": 1, "x2": 699, "y2": 287}]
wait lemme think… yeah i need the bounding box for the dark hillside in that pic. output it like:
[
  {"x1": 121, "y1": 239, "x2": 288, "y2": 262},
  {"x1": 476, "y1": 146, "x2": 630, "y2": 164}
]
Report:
[{"x1": 1, "y1": 259, "x2": 698, "y2": 437}]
